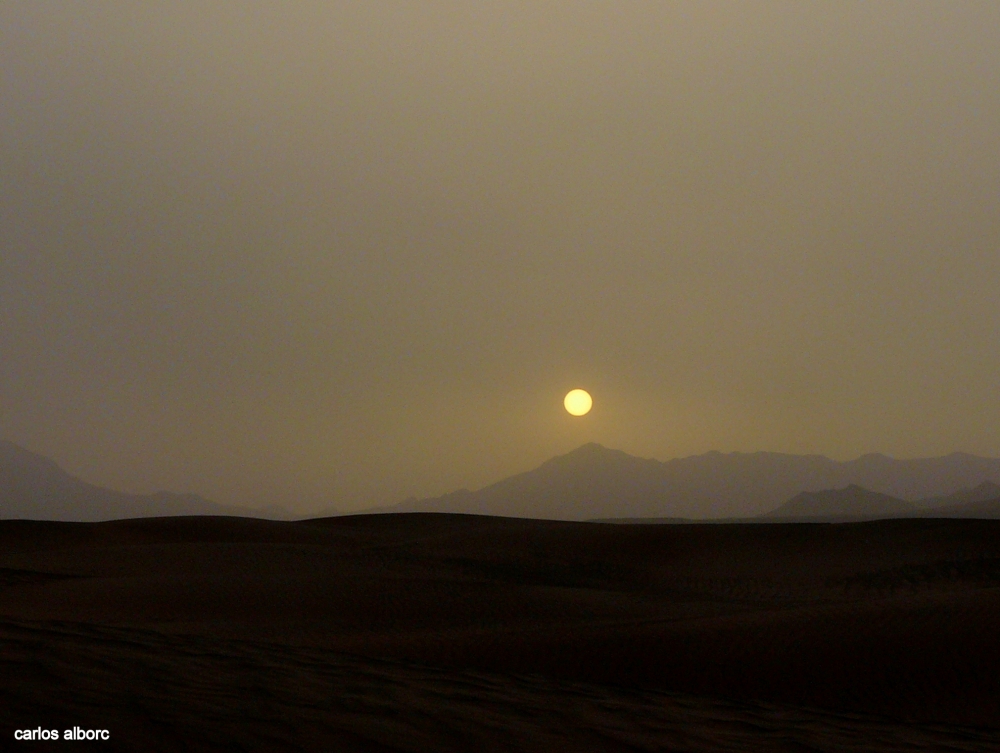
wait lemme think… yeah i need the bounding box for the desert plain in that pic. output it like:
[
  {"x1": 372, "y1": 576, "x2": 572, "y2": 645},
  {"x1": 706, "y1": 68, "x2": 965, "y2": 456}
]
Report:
[{"x1": 1, "y1": 512, "x2": 999, "y2": 751}]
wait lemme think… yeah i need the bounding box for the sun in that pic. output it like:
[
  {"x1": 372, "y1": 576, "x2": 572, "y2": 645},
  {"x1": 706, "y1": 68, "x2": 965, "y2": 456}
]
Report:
[{"x1": 563, "y1": 389, "x2": 593, "y2": 416}]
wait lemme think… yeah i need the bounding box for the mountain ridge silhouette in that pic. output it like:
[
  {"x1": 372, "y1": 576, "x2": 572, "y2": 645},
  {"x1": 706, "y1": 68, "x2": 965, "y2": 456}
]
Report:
[
  {"x1": 371, "y1": 442, "x2": 1000, "y2": 520},
  {"x1": 0, "y1": 440, "x2": 295, "y2": 521},
  {"x1": 765, "y1": 485, "x2": 918, "y2": 520},
  {"x1": 6, "y1": 439, "x2": 1000, "y2": 522}
]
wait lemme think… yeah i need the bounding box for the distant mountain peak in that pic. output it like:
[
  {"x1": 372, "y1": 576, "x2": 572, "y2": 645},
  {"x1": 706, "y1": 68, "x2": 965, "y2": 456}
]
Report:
[
  {"x1": 765, "y1": 485, "x2": 916, "y2": 520},
  {"x1": 541, "y1": 443, "x2": 632, "y2": 469},
  {"x1": 381, "y1": 443, "x2": 1000, "y2": 520},
  {"x1": 564, "y1": 442, "x2": 610, "y2": 455},
  {"x1": 0, "y1": 439, "x2": 286, "y2": 522},
  {"x1": 0, "y1": 440, "x2": 61, "y2": 470}
]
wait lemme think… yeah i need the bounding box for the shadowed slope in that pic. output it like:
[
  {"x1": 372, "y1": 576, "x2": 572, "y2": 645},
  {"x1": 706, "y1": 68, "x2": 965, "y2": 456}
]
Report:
[
  {"x1": 925, "y1": 496, "x2": 1000, "y2": 518},
  {"x1": 764, "y1": 485, "x2": 917, "y2": 520},
  {"x1": 915, "y1": 480, "x2": 1000, "y2": 510}
]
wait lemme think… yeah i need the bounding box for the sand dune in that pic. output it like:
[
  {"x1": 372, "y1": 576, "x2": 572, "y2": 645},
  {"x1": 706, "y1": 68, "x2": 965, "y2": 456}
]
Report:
[
  {"x1": 1, "y1": 514, "x2": 999, "y2": 749},
  {"x1": 4, "y1": 618, "x2": 1000, "y2": 753}
]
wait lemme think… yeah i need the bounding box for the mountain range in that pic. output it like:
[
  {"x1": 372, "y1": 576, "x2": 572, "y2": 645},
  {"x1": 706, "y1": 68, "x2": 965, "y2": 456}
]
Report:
[
  {"x1": 4, "y1": 439, "x2": 1000, "y2": 522},
  {"x1": 764, "y1": 481, "x2": 1000, "y2": 521},
  {"x1": 0, "y1": 440, "x2": 295, "y2": 522},
  {"x1": 373, "y1": 442, "x2": 1000, "y2": 520}
]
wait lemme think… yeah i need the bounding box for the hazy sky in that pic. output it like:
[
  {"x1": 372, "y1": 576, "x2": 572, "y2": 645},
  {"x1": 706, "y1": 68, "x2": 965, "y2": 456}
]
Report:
[{"x1": 2, "y1": 2, "x2": 999, "y2": 513}]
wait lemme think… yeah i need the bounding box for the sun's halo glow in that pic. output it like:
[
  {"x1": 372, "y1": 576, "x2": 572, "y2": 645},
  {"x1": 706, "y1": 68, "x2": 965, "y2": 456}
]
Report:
[{"x1": 564, "y1": 389, "x2": 593, "y2": 416}]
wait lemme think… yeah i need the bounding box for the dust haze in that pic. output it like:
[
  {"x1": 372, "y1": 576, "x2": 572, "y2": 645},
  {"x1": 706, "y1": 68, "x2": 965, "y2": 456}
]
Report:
[{"x1": 2, "y1": 2, "x2": 998, "y2": 514}]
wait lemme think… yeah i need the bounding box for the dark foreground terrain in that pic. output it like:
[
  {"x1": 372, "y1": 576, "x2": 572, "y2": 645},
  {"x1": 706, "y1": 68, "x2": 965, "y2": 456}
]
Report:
[{"x1": 1, "y1": 514, "x2": 999, "y2": 751}]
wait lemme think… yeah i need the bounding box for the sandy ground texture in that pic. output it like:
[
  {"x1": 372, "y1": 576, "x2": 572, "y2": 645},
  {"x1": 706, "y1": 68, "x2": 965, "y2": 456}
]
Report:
[{"x1": 1, "y1": 513, "x2": 999, "y2": 750}]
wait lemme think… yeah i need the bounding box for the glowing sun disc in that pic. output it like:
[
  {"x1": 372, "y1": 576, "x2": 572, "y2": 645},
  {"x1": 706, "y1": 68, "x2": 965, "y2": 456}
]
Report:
[{"x1": 564, "y1": 389, "x2": 593, "y2": 416}]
